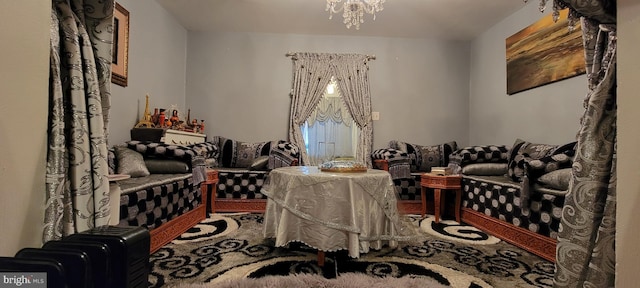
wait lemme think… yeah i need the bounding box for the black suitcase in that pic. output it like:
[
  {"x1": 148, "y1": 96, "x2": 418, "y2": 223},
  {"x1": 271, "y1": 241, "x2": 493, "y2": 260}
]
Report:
[
  {"x1": 0, "y1": 256, "x2": 66, "y2": 288},
  {"x1": 65, "y1": 225, "x2": 150, "y2": 288},
  {"x1": 43, "y1": 240, "x2": 111, "y2": 288},
  {"x1": 15, "y1": 247, "x2": 92, "y2": 288}
]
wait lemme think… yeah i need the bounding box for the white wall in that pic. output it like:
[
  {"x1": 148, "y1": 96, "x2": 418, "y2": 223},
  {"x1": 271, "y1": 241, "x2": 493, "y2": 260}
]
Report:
[
  {"x1": 186, "y1": 32, "x2": 470, "y2": 149},
  {"x1": 0, "y1": 1, "x2": 49, "y2": 255},
  {"x1": 108, "y1": 0, "x2": 188, "y2": 145},
  {"x1": 469, "y1": 1, "x2": 587, "y2": 146},
  {"x1": 616, "y1": 0, "x2": 640, "y2": 285}
]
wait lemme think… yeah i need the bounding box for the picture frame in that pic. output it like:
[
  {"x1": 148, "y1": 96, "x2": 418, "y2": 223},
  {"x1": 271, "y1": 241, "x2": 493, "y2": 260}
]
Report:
[
  {"x1": 505, "y1": 9, "x2": 585, "y2": 95},
  {"x1": 112, "y1": 2, "x2": 130, "y2": 87}
]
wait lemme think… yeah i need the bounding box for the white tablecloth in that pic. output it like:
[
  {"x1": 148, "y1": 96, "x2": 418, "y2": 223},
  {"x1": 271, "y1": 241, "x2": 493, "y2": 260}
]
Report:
[{"x1": 262, "y1": 166, "x2": 414, "y2": 258}]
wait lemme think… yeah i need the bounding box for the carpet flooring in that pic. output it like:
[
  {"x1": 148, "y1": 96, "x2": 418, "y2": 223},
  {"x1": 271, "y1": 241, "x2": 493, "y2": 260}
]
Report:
[{"x1": 149, "y1": 213, "x2": 554, "y2": 288}]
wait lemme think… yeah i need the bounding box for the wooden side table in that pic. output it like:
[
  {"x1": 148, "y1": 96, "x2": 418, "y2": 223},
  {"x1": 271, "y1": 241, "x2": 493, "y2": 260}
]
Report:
[
  {"x1": 201, "y1": 169, "x2": 219, "y2": 215},
  {"x1": 420, "y1": 173, "x2": 462, "y2": 223}
]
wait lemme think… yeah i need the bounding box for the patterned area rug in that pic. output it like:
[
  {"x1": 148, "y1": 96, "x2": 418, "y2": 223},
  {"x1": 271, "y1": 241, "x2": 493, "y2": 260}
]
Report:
[{"x1": 149, "y1": 213, "x2": 554, "y2": 288}]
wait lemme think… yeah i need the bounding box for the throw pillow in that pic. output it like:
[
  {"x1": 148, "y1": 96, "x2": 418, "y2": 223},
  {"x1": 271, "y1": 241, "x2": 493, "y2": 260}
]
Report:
[
  {"x1": 249, "y1": 155, "x2": 270, "y2": 171},
  {"x1": 392, "y1": 140, "x2": 458, "y2": 173},
  {"x1": 526, "y1": 153, "x2": 574, "y2": 180},
  {"x1": 507, "y1": 139, "x2": 557, "y2": 181},
  {"x1": 537, "y1": 168, "x2": 572, "y2": 191},
  {"x1": 461, "y1": 163, "x2": 508, "y2": 176},
  {"x1": 449, "y1": 145, "x2": 510, "y2": 167},
  {"x1": 115, "y1": 146, "x2": 150, "y2": 178},
  {"x1": 235, "y1": 141, "x2": 264, "y2": 168},
  {"x1": 144, "y1": 159, "x2": 190, "y2": 174},
  {"x1": 218, "y1": 137, "x2": 275, "y2": 168}
]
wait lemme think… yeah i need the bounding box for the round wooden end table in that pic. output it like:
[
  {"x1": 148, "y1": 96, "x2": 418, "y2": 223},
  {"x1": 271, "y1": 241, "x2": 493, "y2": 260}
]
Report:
[{"x1": 420, "y1": 173, "x2": 462, "y2": 223}]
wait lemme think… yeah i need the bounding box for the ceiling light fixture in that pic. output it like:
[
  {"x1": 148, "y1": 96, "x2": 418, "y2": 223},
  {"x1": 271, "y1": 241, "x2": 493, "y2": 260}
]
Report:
[{"x1": 326, "y1": 0, "x2": 385, "y2": 30}]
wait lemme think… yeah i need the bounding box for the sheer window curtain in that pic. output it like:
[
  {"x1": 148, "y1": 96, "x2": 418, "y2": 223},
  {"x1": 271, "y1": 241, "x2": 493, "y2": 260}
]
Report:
[
  {"x1": 527, "y1": 0, "x2": 616, "y2": 287},
  {"x1": 44, "y1": 0, "x2": 114, "y2": 242},
  {"x1": 304, "y1": 95, "x2": 358, "y2": 165},
  {"x1": 288, "y1": 52, "x2": 373, "y2": 166}
]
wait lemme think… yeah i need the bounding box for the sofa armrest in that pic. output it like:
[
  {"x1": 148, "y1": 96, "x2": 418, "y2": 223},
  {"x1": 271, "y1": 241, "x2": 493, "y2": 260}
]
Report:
[
  {"x1": 268, "y1": 141, "x2": 300, "y2": 169},
  {"x1": 370, "y1": 148, "x2": 411, "y2": 179},
  {"x1": 449, "y1": 145, "x2": 510, "y2": 167}
]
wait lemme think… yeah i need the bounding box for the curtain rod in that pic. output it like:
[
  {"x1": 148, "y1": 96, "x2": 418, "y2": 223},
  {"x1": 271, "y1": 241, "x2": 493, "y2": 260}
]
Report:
[{"x1": 285, "y1": 52, "x2": 376, "y2": 60}]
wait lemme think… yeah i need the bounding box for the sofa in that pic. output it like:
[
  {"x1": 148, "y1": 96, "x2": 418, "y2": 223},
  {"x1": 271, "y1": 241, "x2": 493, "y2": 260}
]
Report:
[
  {"x1": 449, "y1": 139, "x2": 576, "y2": 262},
  {"x1": 206, "y1": 136, "x2": 300, "y2": 213},
  {"x1": 108, "y1": 141, "x2": 210, "y2": 253},
  {"x1": 371, "y1": 140, "x2": 458, "y2": 214}
]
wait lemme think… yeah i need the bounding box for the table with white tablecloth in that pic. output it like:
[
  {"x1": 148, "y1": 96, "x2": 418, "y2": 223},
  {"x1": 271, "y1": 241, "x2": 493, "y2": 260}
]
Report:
[{"x1": 262, "y1": 166, "x2": 415, "y2": 259}]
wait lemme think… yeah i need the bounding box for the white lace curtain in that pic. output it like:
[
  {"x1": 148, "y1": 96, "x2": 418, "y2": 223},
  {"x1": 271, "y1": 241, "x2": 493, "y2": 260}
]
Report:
[
  {"x1": 307, "y1": 96, "x2": 354, "y2": 127},
  {"x1": 305, "y1": 94, "x2": 357, "y2": 165},
  {"x1": 288, "y1": 52, "x2": 374, "y2": 167}
]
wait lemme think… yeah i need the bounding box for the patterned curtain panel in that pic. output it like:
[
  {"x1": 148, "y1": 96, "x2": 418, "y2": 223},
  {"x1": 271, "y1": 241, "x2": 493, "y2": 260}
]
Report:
[
  {"x1": 288, "y1": 53, "x2": 374, "y2": 166},
  {"x1": 288, "y1": 53, "x2": 340, "y2": 165},
  {"x1": 530, "y1": 1, "x2": 617, "y2": 287},
  {"x1": 331, "y1": 54, "x2": 374, "y2": 167},
  {"x1": 44, "y1": 0, "x2": 114, "y2": 242}
]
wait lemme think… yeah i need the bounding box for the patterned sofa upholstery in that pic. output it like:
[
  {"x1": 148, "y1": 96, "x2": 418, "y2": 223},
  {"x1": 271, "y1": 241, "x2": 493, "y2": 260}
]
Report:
[
  {"x1": 371, "y1": 140, "x2": 458, "y2": 214},
  {"x1": 108, "y1": 141, "x2": 209, "y2": 253},
  {"x1": 207, "y1": 136, "x2": 300, "y2": 213},
  {"x1": 450, "y1": 140, "x2": 576, "y2": 262}
]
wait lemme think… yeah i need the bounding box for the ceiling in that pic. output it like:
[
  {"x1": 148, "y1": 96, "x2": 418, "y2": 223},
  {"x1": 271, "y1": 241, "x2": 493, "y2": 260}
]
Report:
[{"x1": 155, "y1": 0, "x2": 526, "y2": 41}]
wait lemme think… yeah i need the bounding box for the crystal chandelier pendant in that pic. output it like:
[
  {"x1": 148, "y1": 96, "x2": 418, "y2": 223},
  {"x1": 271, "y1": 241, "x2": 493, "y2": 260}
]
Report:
[{"x1": 326, "y1": 0, "x2": 385, "y2": 30}]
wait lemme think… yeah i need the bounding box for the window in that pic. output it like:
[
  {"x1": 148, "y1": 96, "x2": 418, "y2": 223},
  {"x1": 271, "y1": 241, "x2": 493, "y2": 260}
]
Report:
[{"x1": 301, "y1": 78, "x2": 360, "y2": 165}]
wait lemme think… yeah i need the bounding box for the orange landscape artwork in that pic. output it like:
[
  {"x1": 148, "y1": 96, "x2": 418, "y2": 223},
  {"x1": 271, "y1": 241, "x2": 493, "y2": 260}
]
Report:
[{"x1": 506, "y1": 9, "x2": 585, "y2": 95}]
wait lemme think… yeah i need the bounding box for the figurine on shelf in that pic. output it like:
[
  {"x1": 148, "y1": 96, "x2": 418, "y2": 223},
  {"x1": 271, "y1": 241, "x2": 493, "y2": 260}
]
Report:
[
  {"x1": 200, "y1": 120, "x2": 205, "y2": 134},
  {"x1": 151, "y1": 108, "x2": 159, "y2": 125},
  {"x1": 170, "y1": 110, "x2": 179, "y2": 124},
  {"x1": 134, "y1": 94, "x2": 156, "y2": 128},
  {"x1": 158, "y1": 109, "x2": 166, "y2": 128}
]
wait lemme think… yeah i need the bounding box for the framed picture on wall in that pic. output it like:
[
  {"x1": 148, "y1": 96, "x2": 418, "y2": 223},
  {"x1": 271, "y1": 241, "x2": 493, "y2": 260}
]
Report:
[
  {"x1": 505, "y1": 9, "x2": 585, "y2": 95},
  {"x1": 112, "y1": 2, "x2": 130, "y2": 87}
]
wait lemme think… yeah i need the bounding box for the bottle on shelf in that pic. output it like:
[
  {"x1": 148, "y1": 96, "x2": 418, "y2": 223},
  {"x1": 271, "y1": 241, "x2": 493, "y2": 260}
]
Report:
[{"x1": 158, "y1": 109, "x2": 166, "y2": 128}]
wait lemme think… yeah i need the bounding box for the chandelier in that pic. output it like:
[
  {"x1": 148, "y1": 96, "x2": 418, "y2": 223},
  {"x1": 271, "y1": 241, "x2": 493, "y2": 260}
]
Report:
[{"x1": 326, "y1": 0, "x2": 385, "y2": 30}]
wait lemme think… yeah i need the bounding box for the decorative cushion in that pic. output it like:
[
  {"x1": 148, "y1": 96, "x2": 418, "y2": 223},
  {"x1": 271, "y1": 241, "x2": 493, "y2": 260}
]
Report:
[
  {"x1": 126, "y1": 141, "x2": 197, "y2": 163},
  {"x1": 526, "y1": 152, "x2": 574, "y2": 180},
  {"x1": 217, "y1": 137, "x2": 275, "y2": 168},
  {"x1": 249, "y1": 156, "x2": 270, "y2": 171},
  {"x1": 507, "y1": 139, "x2": 558, "y2": 181},
  {"x1": 144, "y1": 159, "x2": 190, "y2": 174},
  {"x1": 274, "y1": 140, "x2": 301, "y2": 159},
  {"x1": 449, "y1": 145, "x2": 510, "y2": 166},
  {"x1": 461, "y1": 163, "x2": 508, "y2": 176},
  {"x1": 188, "y1": 141, "x2": 219, "y2": 159},
  {"x1": 114, "y1": 146, "x2": 150, "y2": 178},
  {"x1": 390, "y1": 140, "x2": 458, "y2": 172},
  {"x1": 371, "y1": 148, "x2": 408, "y2": 160},
  {"x1": 537, "y1": 168, "x2": 572, "y2": 191}
]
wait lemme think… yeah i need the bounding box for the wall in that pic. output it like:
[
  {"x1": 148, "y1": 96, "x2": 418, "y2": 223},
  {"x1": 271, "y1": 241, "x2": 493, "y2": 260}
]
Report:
[
  {"x1": 186, "y1": 32, "x2": 470, "y2": 150},
  {"x1": 469, "y1": 1, "x2": 587, "y2": 146},
  {"x1": 0, "y1": 2, "x2": 49, "y2": 255},
  {"x1": 617, "y1": 0, "x2": 640, "y2": 285},
  {"x1": 108, "y1": 0, "x2": 188, "y2": 145}
]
